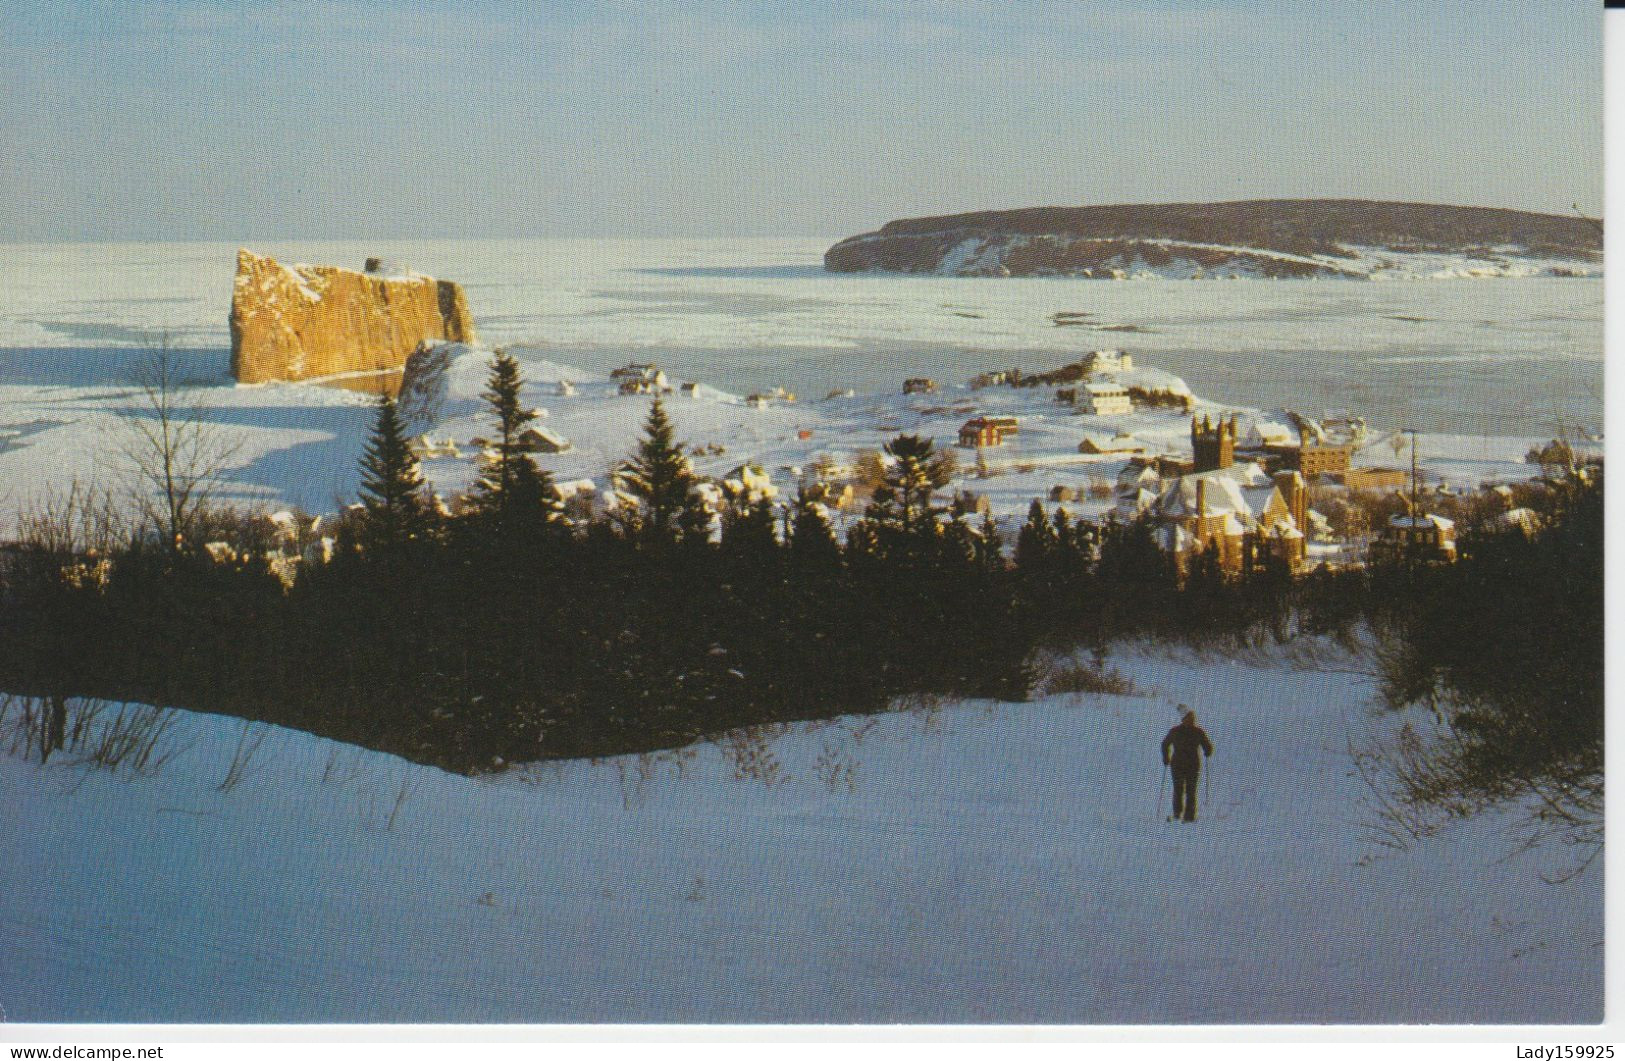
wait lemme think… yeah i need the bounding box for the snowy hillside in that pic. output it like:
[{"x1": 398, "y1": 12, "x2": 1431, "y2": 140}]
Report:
[{"x1": 0, "y1": 644, "x2": 1600, "y2": 1023}]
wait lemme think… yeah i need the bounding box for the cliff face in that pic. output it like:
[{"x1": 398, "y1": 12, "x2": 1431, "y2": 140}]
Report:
[
  {"x1": 824, "y1": 200, "x2": 1603, "y2": 279},
  {"x1": 229, "y1": 250, "x2": 477, "y2": 384}
]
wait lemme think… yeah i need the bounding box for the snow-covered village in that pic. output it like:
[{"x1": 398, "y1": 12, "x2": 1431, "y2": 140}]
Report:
[{"x1": 0, "y1": 0, "x2": 1606, "y2": 1044}]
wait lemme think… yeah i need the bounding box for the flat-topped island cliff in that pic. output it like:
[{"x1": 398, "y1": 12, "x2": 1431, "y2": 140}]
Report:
[{"x1": 824, "y1": 199, "x2": 1601, "y2": 280}]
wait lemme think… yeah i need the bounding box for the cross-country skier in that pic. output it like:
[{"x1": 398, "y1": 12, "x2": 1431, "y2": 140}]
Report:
[{"x1": 1161, "y1": 706, "x2": 1213, "y2": 822}]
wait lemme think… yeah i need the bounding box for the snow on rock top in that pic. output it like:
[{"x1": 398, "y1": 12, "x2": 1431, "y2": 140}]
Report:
[{"x1": 229, "y1": 249, "x2": 478, "y2": 385}]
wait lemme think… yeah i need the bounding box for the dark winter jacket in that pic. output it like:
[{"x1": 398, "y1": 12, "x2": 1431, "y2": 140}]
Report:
[{"x1": 1161, "y1": 719, "x2": 1213, "y2": 773}]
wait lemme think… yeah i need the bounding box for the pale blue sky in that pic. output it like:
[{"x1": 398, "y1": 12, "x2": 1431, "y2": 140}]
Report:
[{"x1": 0, "y1": 0, "x2": 1602, "y2": 241}]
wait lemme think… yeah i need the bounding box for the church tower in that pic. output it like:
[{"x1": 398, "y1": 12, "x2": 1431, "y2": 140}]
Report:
[{"x1": 1191, "y1": 414, "x2": 1236, "y2": 472}]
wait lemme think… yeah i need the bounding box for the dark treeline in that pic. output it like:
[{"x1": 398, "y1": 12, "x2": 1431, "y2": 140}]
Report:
[{"x1": 0, "y1": 354, "x2": 1602, "y2": 794}]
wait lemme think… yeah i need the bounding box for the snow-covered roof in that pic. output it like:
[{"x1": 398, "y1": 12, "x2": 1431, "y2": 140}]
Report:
[
  {"x1": 1117, "y1": 463, "x2": 1163, "y2": 487},
  {"x1": 1389, "y1": 513, "x2": 1454, "y2": 530},
  {"x1": 1245, "y1": 420, "x2": 1297, "y2": 447},
  {"x1": 1494, "y1": 507, "x2": 1542, "y2": 533},
  {"x1": 1155, "y1": 523, "x2": 1193, "y2": 552},
  {"x1": 1081, "y1": 432, "x2": 1144, "y2": 453},
  {"x1": 1114, "y1": 487, "x2": 1158, "y2": 518},
  {"x1": 1154, "y1": 465, "x2": 1274, "y2": 523},
  {"x1": 554, "y1": 478, "x2": 596, "y2": 500}
]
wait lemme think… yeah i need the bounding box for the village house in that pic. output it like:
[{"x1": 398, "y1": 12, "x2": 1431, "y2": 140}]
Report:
[
  {"x1": 612, "y1": 363, "x2": 669, "y2": 394},
  {"x1": 1335, "y1": 466, "x2": 1407, "y2": 491},
  {"x1": 1370, "y1": 512, "x2": 1458, "y2": 565},
  {"x1": 903, "y1": 377, "x2": 938, "y2": 395},
  {"x1": 1112, "y1": 455, "x2": 1188, "y2": 511},
  {"x1": 1239, "y1": 414, "x2": 1366, "y2": 481},
  {"x1": 1078, "y1": 431, "x2": 1145, "y2": 456},
  {"x1": 723, "y1": 463, "x2": 779, "y2": 501},
  {"x1": 1493, "y1": 507, "x2": 1543, "y2": 537},
  {"x1": 810, "y1": 456, "x2": 853, "y2": 483},
  {"x1": 409, "y1": 434, "x2": 460, "y2": 459},
  {"x1": 1079, "y1": 382, "x2": 1133, "y2": 416},
  {"x1": 958, "y1": 416, "x2": 1017, "y2": 449},
  {"x1": 1079, "y1": 349, "x2": 1133, "y2": 374},
  {"x1": 1242, "y1": 419, "x2": 1297, "y2": 449},
  {"x1": 1295, "y1": 441, "x2": 1354, "y2": 478},
  {"x1": 553, "y1": 478, "x2": 598, "y2": 520},
  {"x1": 517, "y1": 426, "x2": 572, "y2": 454}
]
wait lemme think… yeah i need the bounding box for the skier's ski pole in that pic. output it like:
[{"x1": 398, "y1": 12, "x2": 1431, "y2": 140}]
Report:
[{"x1": 1158, "y1": 760, "x2": 1169, "y2": 821}]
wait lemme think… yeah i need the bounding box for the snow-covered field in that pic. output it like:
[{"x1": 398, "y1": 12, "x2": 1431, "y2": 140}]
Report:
[{"x1": 0, "y1": 646, "x2": 1600, "y2": 1024}]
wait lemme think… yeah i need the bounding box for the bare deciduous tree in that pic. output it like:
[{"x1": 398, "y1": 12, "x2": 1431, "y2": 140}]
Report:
[{"x1": 116, "y1": 336, "x2": 241, "y2": 552}]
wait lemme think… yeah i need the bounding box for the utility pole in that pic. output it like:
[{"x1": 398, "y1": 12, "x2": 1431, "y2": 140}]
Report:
[
  {"x1": 1406, "y1": 429, "x2": 1420, "y2": 518},
  {"x1": 1405, "y1": 428, "x2": 1421, "y2": 567}
]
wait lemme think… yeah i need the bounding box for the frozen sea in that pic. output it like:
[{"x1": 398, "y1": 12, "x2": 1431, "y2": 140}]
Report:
[{"x1": 0, "y1": 237, "x2": 1604, "y2": 440}]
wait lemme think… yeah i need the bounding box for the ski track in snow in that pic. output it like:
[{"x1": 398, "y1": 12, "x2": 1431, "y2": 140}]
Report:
[{"x1": 0, "y1": 648, "x2": 1601, "y2": 1023}]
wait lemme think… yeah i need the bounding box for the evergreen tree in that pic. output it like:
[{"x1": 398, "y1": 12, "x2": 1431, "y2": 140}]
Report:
[
  {"x1": 470, "y1": 352, "x2": 558, "y2": 533},
  {"x1": 975, "y1": 510, "x2": 1005, "y2": 573},
  {"x1": 720, "y1": 489, "x2": 779, "y2": 562},
  {"x1": 788, "y1": 485, "x2": 842, "y2": 570},
  {"x1": 880, "y1": 433, "x2": 952, "y2": 537},
  {"x1": 942, "y1": 493, "x2": 981, "y2": 566},
  {"x1": 617, "y1": 397, "x2": 706, "y2": 545},
  {"x1": 1015, "y1": 499, "x2": 1058, "y2": 574},
  {"x1": 355, "y1": 394, "x2": 433, "y2": 553}
]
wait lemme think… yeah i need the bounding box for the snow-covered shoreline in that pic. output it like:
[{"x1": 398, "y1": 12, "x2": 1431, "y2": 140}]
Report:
[{"x1": 0, "y1": 333, "x2": 1571, "y2": 538}]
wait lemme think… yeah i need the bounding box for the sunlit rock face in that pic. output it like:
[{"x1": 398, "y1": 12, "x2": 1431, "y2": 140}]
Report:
[{"x1": 229, "y1": 250, "x2": 477, "y2": 384}]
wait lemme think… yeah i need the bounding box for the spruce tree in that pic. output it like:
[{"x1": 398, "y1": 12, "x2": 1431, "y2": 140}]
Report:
[
  {"x1": 880, "y1": 433, "x2": 952, "y2": 537},
  {"x1": 356, "y1": 394, "x2": 433, "y2": 553},
  {"x1": 788, "y1": 486, "x2": 842, "y2": 570},
  {"x1": 720, "y1": 490, "x2": 778, "y2": 562},
  {"x1": 976, "y1": 510, "x2": 1005, "y2": 572},
  {"x1": 617, "y1": 397, "x2": 704, "y2": 545},
  {"x1": 471, "y1": 352, "x2": 558, "y2": 533},
  {"x1": 1015, "y1": 499, "x2": 1058, "y2": 574},
  {"x1": 942, "y1": 494, "x2": 981, "y2": 566}
]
